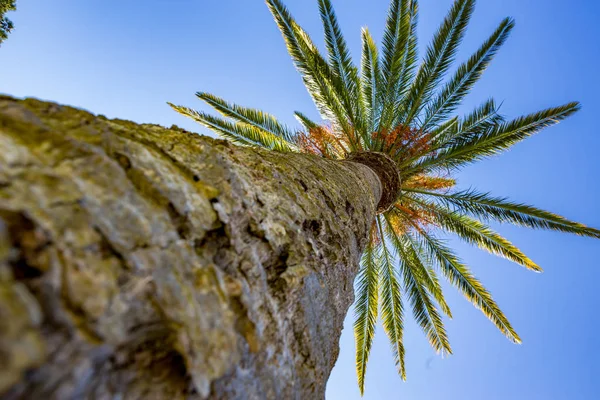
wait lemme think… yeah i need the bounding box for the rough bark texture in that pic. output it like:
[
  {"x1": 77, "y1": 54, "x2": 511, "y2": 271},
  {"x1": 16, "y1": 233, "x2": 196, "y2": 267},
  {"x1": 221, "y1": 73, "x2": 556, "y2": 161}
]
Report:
[{"x1": 0, "y1": 96, "x2": 381, "y2": 399}]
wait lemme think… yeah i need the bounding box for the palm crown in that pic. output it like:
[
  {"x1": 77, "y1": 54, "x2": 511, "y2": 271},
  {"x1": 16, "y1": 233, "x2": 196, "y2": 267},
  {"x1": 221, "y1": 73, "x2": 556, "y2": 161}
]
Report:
[{"x1": 170, "y1": 0, "x2": 598, "y2": 394}]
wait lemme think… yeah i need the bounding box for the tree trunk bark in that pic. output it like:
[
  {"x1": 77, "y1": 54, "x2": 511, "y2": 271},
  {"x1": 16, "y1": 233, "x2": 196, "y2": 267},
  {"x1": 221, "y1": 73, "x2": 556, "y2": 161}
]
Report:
[{"x1": 0, "y1": 96, "x2": 382, "y2": 399}]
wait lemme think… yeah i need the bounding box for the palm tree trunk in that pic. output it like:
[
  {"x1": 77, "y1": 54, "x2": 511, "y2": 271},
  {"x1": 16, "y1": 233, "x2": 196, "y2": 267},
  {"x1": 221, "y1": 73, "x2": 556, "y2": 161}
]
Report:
[{"x1": 0, "y1": 96, "x2": 383, "y2": 399}]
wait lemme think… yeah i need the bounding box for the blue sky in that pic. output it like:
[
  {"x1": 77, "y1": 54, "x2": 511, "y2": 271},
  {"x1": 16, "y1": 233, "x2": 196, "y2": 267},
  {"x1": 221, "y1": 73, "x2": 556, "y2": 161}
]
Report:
[{"x1": 1, "y1": 1, "x2": 599, "y2": 399}]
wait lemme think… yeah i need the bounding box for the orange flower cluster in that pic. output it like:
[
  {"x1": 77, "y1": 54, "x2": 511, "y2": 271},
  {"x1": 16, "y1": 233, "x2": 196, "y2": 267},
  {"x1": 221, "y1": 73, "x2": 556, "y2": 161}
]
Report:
[
  {"x1": 371, "y1": 125, "x2": 431, "y2": 162},
  {"x1": 296, "y1": 125, "x2": 348, "y2": 159},
  {"x1": 392, "y1": 203, "x2": 435, "y2": 234},
  {"x1": 385, "y1": 209, "x2": 411, "y2": 236},
  {"x1": 367, "y1": 204, "x2": 433, "y2": 246},
  {"x1": 403, "y1": 175, "x2": 456, "y2": 191}
]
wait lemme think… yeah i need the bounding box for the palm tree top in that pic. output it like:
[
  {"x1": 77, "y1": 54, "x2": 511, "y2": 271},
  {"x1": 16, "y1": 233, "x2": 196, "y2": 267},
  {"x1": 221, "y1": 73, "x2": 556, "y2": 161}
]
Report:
[{"x1": 170, "y1": 0, "x2": 597, "y2": 395}]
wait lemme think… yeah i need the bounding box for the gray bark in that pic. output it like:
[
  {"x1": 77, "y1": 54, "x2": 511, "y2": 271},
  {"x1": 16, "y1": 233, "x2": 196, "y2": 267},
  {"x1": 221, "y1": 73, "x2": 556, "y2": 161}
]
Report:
[{"x1": 0, "y1": 96, "x2": 382, "y2": 399}]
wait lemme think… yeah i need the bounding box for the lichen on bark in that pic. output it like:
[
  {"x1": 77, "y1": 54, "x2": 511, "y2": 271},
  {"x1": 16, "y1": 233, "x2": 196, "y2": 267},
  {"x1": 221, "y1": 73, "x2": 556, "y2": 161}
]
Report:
[{"x1": 0, "y1": 96, "x2": 382, "y2": 399}]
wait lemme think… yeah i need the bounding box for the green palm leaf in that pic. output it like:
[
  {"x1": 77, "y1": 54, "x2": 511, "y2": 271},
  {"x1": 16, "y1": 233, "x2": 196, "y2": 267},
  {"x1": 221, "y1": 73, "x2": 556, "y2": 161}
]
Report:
[
  {"x1": 407, "y1": 196, "x2": 541, "y2": 271},
  {"x1": 267, "y1": 0, "x2": 372, "y2": 147},
  {"x1": 406, "y1": 188, "x2": 600, "y2": 238},
  {"x1": 196, "y1": 92, "x2": 296, "y2": 142},
  {"x1": 384, "y1": 218, "x2": 452, "y2": 354},
  {"x1": 403, "y1": 0, "x2": 475, "y2": 125},
  {"x1": 457, "y1": 98, "x2": 505, "y2": 136},
  {"x1": 429, "y1": 116, "x2": 459, "y2": 143},
  {"x1": 401, "y1": 99, "x2": 503, "y2": 170},
  {"x1": 295, "y1": 25, "x2": 363, "y2": 144},
  {"x1": 415, "y1": 231, "x2": 521, "y2": 343},
  {"x1": 378, "y1": 0, "x2": 419, "y2": 130},
  {"x1": 404, "y1": 233, "x2": 453, "y2": 318},
  {"x1": 318, "y1": 0, "x2": 365, "y2": 134},
  {"x1": 266, "y1": 0, "x2": 354, "y2": 140},
  {"x1": 318, "y1": 0, "x2": 354, "y2": 82},
  {"x1": 399, "y1": 239, "x2": 452, "y2": 355},
  {"x1": 433, "y1": 98, "x2": 503, "y2": 145},
  {"x1": 169, "y1": 103, "x2": 295, "y2": 151},
  {"x1": 361, "y1": 27, "x2": 382, "y2": 136},
  {"x1": 376, "y1": 218, "x2": 407, "y2": 380},
  {"x1": 294, "y1": 111, "x2": 320, "y2": 131},
  {"x1": 412, "y1": 102, "x2": 580, "y2": 173},
  {"x1": 354, "y1": 239, "x2": 380, "y2": 395},
  {"x1": 384, "y1": 213, "x2": 453, "y2": 317},
  {"x1": 422, "y1": 18, "x2": 514, "y2": 129}
]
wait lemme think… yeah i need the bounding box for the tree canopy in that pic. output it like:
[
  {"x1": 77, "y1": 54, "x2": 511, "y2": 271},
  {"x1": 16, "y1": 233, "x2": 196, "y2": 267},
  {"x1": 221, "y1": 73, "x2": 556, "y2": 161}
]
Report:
[
  {"x1": 0, "y1": 0, "x2": 16, "y2": 45},
  {"x1": 171, "y1": 0, "x2": 596, "y2": 395}
]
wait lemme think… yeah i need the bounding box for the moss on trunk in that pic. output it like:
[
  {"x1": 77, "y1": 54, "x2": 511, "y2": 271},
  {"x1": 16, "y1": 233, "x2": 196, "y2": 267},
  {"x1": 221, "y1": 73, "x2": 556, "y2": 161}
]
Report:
[{"x1": 0, "y1": 96, "x2": 381, "y2": 399}]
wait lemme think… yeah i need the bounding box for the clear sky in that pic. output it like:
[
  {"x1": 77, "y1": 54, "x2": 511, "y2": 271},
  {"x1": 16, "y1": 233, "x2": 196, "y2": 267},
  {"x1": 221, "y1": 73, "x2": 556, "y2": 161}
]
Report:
[{"x1": 1, "y1": 1, "x2": 599, "y2": 399}]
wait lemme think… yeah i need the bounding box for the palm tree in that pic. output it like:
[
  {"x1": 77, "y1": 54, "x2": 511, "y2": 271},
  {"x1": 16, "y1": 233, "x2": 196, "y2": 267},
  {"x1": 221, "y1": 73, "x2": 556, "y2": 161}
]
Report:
[{"x1": 170, "y1": 0, "x2": 599, "y2": 394}]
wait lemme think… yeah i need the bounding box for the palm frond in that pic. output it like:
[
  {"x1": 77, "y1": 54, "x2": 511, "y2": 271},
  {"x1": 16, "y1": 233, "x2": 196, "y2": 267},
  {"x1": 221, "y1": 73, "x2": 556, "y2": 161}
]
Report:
[
  {"x1": 294, "y1": 111, "x2": 320, "y2": 131},
  {"x1": 406, "y1": 188, "x2": 600, "y2": 238},
  {"x1": 361, "y1": 27, "x2": 382, "y2": 135},
  {"x1": 266, "y1": 0, "x2": 355, "y2": 142},
  {"x1": 404, "y1": 233, "x2": 453, "y2": 317},
  {"x1": 400, "y1": 99, "x2": 502, "y2": 170},
  {"x1": 415, "y1": 230, "x2": 521, "y2": 343},
  {"x1": 318, "y1": 0, "x2": 355, "y2": 82},
  {"x1": 295, "y1": 25, "x2": 365, "y2": 145},
  {"x1": 378, "y1": 0, "x2": 419, "y2": 130},
  {"x1": 376, "y1": 217, "x2": 407, "y2": 380},
  {"x1": 422, "y1": 18, "x2": 514, "y2": 129},
  {"x1": 433, "y1": 98, "x2": 503, "y2": 145},
  {"x1": 384, "y1": 214, "x2": 452, "y2": 318},
  {"x1": 384, "y1": 218, "x2": 452, "y2": 354},
  {"x1": 411, "y1": 102, "x2": 580, "y2": 173},
  {"x1": 403, "y1": 0, "x2": 475, "y2": 125},
  {"x1": 196, "y1": 92, "x2": 296, "y2": 142},
  {"x1": 458, "y1": 98, "x2": 505, "y2": 135},
  {"x1": 169, "y1": 103, "x2": 295, "y2": 151},
  {"x1": 354, "y1": 238, "x2": 380, "y2": 395},
  {"x1": 265, "y1": 0, "x2": 307, "y2": 69},
  {"x1": 405, "y1": 196, "x2": 542, "y2": 271},
  {"x1": 318, "y1": 0, "x2": 364, "y2": 133},
  {"x1": 430, "y1": 116, "x2": 459, "y2": 143}
]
